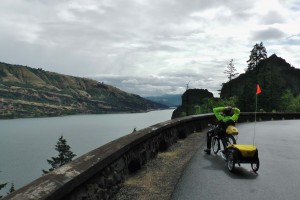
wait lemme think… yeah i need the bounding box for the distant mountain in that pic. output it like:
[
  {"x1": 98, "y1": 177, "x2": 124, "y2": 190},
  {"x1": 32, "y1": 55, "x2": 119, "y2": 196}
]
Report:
[
  {"x1": 0, "y1": 62, "x2": 167, "y2": 119},
  {"x1": 145, "y1": 94, "x2": 182, "y2": 107}
]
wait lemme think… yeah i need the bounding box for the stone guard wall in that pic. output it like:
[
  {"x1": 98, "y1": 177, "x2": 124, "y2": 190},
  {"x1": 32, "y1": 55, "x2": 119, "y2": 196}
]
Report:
[{"x1": 3, "y1": 112, "x2": 300, "y2": 200}]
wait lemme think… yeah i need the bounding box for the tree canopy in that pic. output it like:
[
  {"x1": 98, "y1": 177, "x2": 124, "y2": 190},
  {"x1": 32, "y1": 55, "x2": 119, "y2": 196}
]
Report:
[
  {"x1": 0, "y1": 181, "x2": 7, "y2": 198},
  {"x1": 246, "y1": 42, "x2": 267, "y2": 72},
  {"x1": 43, "y1": 135, "x2": 76, "y2": 174},
  {"x1": 224, "y1": 59, "x2": 239, "y2": 97}
]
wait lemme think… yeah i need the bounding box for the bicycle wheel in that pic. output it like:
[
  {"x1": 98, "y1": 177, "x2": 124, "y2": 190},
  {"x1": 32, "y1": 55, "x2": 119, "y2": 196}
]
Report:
[
  {"x1": 226, "y1": 135, "x2": 236, "y2": 145},
  {"x1": 251, "y1": 158, "x2": 260, "y2": 173},
  {"x1": 227, "y1": 152, "x2": 235, "y2": 172},
  {"x1": 212, "y1": 137, "x2": 220, "y2": 154}
]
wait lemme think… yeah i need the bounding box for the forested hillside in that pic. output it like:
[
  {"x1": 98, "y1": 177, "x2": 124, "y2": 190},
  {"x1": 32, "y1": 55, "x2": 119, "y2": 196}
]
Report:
[
  {"x1": 172, "y1": 52, "x2": 300, "y2": 119},
  {"x1": 0, "y1": 62, "x2": 166, "y2": 119},
  {"x1": 221, "y1": 54, "x2": 300, "y2": 112}
]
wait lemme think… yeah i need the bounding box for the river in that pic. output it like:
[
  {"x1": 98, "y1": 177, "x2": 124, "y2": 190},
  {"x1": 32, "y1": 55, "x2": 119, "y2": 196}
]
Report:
[{"x1": 0, "y1": 109, "x2": 174, "y2": 194}]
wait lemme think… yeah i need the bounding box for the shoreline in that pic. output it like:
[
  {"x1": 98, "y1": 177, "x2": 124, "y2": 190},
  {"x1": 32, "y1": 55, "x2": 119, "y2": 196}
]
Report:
[{"x1": 0, "y1": 108, "x2": 175, "y2": 120}]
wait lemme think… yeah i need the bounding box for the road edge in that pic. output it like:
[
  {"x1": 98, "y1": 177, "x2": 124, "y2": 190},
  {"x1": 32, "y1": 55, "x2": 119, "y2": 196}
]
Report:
[{"x1": 113, "y1": 131, "x2": 206, "y2": 200}]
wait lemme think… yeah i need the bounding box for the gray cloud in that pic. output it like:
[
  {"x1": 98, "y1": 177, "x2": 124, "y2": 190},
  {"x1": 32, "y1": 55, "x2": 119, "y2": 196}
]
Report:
[
  {"x1": 89, "y1": 59, "x2": 228, "y2": 97},
  {"x1": 0, "y1": 0, "x2": 299, "y2": 97},
  {"x1": 285, "y1": 34, "x2": 300, "y2": 45},
  {"x1": 251, "y1": 27, "x2": 286, "y2": 41},
  {"x1": 279, "y1": 0, "x2": 300, "y2": 12},
  {"x1": 260, "y1": 11, "x2": 285, "y2": 25}
]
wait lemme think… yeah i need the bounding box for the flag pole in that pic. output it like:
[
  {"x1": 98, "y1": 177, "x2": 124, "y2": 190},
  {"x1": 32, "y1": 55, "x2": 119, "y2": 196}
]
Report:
[
  {"x1": 253, "y1": 84, "x2": 261, "y2": 145},
  {"x1": 253, "y1": 93, "x2": 257, "y2": 145}
]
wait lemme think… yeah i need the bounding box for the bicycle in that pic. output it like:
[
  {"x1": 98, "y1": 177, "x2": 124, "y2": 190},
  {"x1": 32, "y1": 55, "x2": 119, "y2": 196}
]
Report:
[{"x1": 207, "y1": 123, "x2": 237, "y2": 154}]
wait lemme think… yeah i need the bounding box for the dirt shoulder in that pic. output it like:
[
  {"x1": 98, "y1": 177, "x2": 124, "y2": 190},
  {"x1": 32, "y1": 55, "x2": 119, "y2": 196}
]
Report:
[{"x1": 113, "y1": 131, "x2": 206, "y2": 200}]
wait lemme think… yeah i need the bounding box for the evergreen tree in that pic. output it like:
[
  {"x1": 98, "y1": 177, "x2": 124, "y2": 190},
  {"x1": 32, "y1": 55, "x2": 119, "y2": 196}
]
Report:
[
  {"x1": 280, "y1": 90, "x2": 295, "y2": 112},
  {"x1": 293, "y1": 95, "x2": 300, "y2": 112},
  {"x1": 247, "y1": 42, "x2": 267, "y2": 72},
  {"x1": 8, "y1": 183, "x2": 15, "y2": 194},
  {"x1": 280, "y1": 91, "x2": 300, "y2": 112},
  {"x1": 42, "y1": 135, "x2": 76, "y2": 174},
  {"x1": 0, "y1": 181, "x2": 7, "y2": 198},
  {"x1": 224, "y1": 59, "x2": 239, "y2": 97}
]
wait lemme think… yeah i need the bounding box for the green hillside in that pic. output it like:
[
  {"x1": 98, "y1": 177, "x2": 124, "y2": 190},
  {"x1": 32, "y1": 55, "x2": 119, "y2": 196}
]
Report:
[
  {"x1": 220, "y1": 54, "x2": 300, "y2": 112},
  {"x1": 171, "y1": 54, "x2": 300, "y2": 119},
  {"x1": 0, "y1": 62, "x2": 167, "y2": 119}
]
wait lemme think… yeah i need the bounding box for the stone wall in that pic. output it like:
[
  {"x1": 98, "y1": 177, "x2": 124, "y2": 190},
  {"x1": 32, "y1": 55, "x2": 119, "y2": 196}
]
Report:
[{"x1": 3, "y1": 112, "x2": 300, "y2": 200}]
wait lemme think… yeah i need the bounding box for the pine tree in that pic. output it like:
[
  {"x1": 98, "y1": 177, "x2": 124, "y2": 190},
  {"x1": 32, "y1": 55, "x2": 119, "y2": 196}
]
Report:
[
  {"x1": 42, "y1": 135, "x2": 76, "y2": 174},
  {"x1": 8, "y1": 183, "x2": 15, "y2": 194},
  {"x1": 247, "y1": 42, "x2": 267, "y2": 72},
  {"x1": 0, "y1": 180, "x2": 7, "y2": 198},
  {"x1": 224, "y1": 59, "x2": 239, "y2": 97}
]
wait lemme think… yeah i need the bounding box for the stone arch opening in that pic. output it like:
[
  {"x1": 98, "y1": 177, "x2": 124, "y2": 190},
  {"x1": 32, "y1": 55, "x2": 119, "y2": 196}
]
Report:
[
  {"x1": 178, "y1": 130, "x2": 187, "y2": 139},
  {"x1": 159, "y1": 140, "x2": 168, "y2": 151},
  {"x1": 128, "y1": 158, "x2": 141, "y2": 174}
]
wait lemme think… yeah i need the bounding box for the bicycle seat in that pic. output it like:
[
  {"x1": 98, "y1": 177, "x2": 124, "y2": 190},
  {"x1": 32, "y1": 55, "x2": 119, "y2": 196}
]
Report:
[{"x1": 226, "y1": 125, "x2": 238, "y2": 135}]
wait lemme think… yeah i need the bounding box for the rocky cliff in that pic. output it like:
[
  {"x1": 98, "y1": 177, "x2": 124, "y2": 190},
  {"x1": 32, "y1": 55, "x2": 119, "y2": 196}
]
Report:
[{"x1": 171, "y1": 89, "x2": 213, "y2": 119}]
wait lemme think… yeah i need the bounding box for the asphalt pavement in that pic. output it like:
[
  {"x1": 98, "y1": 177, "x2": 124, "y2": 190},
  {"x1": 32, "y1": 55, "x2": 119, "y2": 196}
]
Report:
[{"x1": 171, "y1": 120, "x2": 300, "y2": 200}]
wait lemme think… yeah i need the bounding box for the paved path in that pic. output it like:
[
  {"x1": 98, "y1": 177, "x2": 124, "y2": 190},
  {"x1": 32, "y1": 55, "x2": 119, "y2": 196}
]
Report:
[{"x1": 171, "y1": 120, "x2": 300, "y2": 200}]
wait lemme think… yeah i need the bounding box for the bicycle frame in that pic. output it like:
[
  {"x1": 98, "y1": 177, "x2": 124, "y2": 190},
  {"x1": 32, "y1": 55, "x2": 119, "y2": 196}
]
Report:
[{"x1": 208, "y1": 124, "x2": 236, "y2": 154}]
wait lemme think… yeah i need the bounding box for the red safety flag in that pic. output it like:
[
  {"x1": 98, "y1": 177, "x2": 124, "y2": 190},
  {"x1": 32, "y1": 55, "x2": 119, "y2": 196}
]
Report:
[{"x1": 256, "y1": 84, "x2": 261, "y2": 95}]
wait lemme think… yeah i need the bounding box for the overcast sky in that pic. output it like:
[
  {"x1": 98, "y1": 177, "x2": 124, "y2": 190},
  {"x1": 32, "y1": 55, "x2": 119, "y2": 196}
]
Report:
[{"x1": 1, "y1": 0, "x2": 300, "y2": 97}]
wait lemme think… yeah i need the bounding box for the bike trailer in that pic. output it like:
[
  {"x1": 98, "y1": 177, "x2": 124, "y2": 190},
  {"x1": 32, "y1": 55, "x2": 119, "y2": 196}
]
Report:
[
  {"x1": 226, "y1": 125, "x2": 238, "y2": 135},
  {"x1": 229, "y1": 144, "x2": 257, "y2": 157},
  {"x1": 225, "y1": 144, "x2": 259, "y2": 172}
]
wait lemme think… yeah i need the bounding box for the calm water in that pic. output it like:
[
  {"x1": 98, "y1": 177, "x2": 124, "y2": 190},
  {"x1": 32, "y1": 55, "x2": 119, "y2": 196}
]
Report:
[{"x1": 0, "y1": 109, "x2": 174, "y2": 194}]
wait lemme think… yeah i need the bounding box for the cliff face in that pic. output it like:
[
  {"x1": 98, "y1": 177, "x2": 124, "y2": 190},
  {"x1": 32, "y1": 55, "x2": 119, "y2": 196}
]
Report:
[
  {"x1": 0, "y1": 62, "x2": 166, "y2": 119},
  {"x1": 171, "y1": 89, "x2": 213, "y2": 119}
]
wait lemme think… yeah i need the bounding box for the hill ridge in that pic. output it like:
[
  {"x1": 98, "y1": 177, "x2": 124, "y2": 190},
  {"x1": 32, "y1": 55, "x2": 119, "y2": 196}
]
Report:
[{"x1": 0, "y1": 62, "x2": 167, "y2": 119}]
